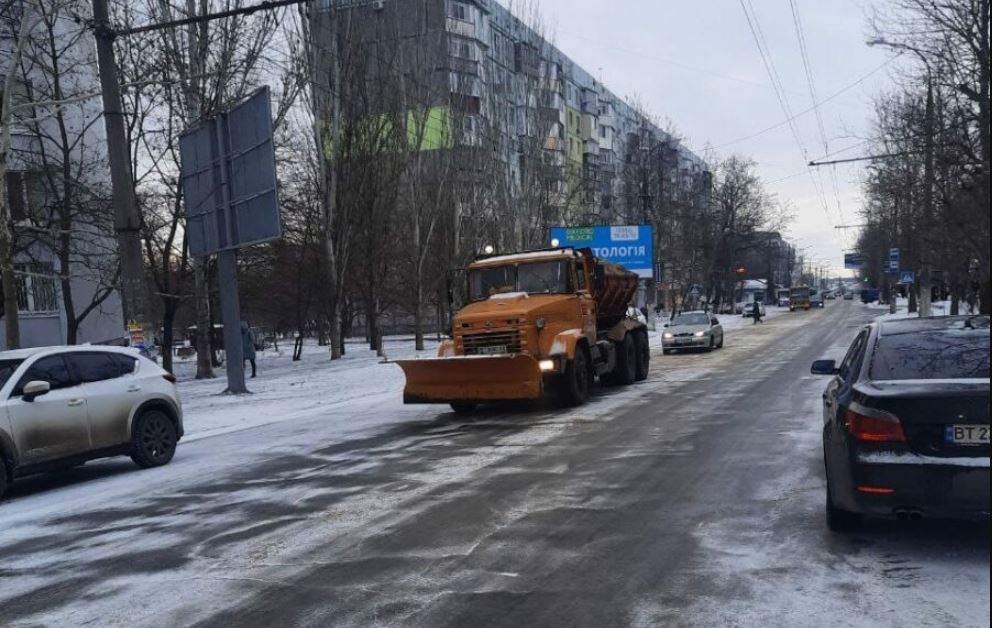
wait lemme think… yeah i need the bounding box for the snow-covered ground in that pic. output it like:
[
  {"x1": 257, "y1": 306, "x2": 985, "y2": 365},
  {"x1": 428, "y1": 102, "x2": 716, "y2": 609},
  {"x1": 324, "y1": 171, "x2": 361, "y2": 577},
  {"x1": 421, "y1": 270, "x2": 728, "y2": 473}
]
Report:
[
  {"x1": 169, "y1": 337, "x2": 439, "y2": 442},
  {"x1": 866, "y1": 296, "x2": 954, "y2": 321}
]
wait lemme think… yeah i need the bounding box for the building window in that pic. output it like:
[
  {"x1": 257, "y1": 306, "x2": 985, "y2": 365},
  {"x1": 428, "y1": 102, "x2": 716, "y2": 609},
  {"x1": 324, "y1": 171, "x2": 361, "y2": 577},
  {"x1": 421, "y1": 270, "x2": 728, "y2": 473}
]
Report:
[
  {"x1": 600, "y1": 126, "x2": 607, "y2": 138},
  {"x1": 15, "y1": 262, "x2": 59, "y2": 314},
  {"x1": 449, "y1": 36, "x2": 477, "y2": 60},
  {"x1": 447, "y1": 1, "x2": 469, "y2": 21}
]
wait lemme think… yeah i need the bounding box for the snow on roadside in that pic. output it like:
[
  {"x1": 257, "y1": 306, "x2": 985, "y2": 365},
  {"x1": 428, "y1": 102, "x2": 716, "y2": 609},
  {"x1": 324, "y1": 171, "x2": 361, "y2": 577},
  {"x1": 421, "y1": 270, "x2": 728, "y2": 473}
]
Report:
[
  {"x1": 870, "y1": 297, "x2": 955, "y2": 322},
  {"x1": 170, "y1": 337, "x2": 438, "y2": 442}
]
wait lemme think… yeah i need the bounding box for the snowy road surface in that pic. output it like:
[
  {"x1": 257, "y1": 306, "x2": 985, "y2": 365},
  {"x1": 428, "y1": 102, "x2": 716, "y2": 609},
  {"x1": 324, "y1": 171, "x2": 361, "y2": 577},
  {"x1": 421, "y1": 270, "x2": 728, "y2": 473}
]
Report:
[{"x1": 1, "y1": 301, "x2": 988, "y2": 627}]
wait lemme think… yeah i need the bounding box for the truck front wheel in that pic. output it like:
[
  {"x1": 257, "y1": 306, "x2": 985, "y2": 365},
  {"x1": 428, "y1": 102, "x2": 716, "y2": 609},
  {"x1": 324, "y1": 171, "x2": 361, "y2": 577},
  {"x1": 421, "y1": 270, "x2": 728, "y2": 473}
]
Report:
[
  {"x1": 450, "y1": 402, "x2": 477, "y2": 415},
  {"x1": 558, "y1": 348, "x2": 590, "y2": 406}
]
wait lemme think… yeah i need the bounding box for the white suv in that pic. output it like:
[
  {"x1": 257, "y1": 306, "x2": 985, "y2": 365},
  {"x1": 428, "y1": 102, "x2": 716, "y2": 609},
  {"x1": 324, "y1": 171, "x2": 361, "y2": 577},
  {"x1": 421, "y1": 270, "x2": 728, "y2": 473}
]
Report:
[{"x1": 0, "y1": 346, "x2": 183, "y2": 500}]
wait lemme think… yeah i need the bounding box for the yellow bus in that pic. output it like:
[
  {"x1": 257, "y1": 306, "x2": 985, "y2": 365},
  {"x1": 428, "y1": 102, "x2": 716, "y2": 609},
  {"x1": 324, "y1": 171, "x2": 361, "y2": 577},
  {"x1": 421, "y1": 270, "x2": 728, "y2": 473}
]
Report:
[{"x1": 789, "y1": 285, "x2": 811, "y2": 311}]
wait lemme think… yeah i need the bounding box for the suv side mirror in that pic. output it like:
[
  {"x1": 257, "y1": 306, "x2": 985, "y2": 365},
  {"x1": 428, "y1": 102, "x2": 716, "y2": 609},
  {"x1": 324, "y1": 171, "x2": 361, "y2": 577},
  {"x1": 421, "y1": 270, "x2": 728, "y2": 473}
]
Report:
[
  {"x1": 810, "y1": 359, "x2": 837, "y2": 376},
  {"x1": 22, "y1": 380, "x2": 51, "y2": 402}
]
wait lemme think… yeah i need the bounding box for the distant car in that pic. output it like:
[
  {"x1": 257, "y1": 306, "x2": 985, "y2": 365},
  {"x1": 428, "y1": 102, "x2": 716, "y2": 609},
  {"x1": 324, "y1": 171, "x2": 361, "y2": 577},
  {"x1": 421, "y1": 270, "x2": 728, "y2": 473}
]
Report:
[
  {"x1": 741, "y1": 301, "x2": 766, "y2": 317},
  {"x1": 825, "y1": 291, "x2": 836, "y2": 300},
  {"x1": 0, "y1": 346, "x2": 184, "y2": 501},
  {"x1": 810, "y1": 292, "x2": 825, "y2": 308},
  {"x1": 860, "y1": 288, "x2": 881, "y2": 304},
  {"x1": 843, "y1": 292, "x2": 854, "y2": 300},
  {"x1": 812, "y1": 316, "x2": 990, "y2": 531},
  {"x1": 662, "y1": 311, "x2": 724, "y2": 353}
]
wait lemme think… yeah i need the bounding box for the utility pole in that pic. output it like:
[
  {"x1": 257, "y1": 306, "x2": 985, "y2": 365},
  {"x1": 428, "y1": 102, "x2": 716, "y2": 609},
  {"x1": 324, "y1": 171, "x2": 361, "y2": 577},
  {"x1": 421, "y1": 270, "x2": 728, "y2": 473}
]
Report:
[{"x1": 92, "y1": 0, "x2": 148, "y2": 339}]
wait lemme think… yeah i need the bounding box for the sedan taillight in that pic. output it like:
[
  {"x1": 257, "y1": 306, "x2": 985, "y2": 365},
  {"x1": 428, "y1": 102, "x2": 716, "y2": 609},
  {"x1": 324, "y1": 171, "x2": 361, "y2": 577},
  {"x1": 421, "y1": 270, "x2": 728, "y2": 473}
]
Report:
[
  {"x1": 162, "y1": 373, "x2": 177, "y2": 384},
  {"x1": 845, "y1": 405, "x2": 906, "y2": 443}
]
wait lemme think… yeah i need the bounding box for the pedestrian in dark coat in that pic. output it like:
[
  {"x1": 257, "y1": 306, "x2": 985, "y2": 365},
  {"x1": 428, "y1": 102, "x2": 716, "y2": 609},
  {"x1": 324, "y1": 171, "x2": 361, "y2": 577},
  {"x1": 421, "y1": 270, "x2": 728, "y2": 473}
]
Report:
[
  {"x1": 241, "y1": 321, "x2": 257, "y2": 377},
  {"x1": 752, "y1": 301, "x2": 763, "y2": 324}
]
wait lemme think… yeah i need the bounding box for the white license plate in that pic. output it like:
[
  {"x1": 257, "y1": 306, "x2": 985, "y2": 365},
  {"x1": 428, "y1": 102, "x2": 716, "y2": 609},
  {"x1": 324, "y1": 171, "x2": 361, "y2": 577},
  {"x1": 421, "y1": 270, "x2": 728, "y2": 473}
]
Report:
[
  {"x1": 478, "y1": 345, "x2": 507, "y2": 355},
  {"x1": 944, "y1": 424, "x2": 991, "y2": 445}
]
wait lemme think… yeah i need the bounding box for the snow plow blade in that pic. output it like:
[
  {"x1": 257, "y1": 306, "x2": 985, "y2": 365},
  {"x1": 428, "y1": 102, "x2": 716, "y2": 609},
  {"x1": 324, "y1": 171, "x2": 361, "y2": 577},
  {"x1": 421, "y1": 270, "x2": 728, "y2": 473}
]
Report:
[{"x1": 396, "y1": 355, "x2": 543, "y2": 404}]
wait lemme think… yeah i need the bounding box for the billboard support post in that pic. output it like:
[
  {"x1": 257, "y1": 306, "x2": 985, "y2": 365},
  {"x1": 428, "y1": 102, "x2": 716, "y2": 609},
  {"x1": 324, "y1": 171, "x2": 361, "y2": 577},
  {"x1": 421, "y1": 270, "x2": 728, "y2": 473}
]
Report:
[
  {"x1": 217, "y1": 250, "x2": 246, "y2": 393},
  {"x1": 180, "y1": 87, "x2": 280, "y2": 394}
]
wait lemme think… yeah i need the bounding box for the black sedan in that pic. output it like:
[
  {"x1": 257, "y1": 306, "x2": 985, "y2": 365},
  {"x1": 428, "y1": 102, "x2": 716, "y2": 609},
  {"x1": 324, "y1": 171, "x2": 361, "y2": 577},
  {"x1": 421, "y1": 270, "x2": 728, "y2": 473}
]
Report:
[{"x1": 812, "y1": 315, "x2": 990, "y2": 531}]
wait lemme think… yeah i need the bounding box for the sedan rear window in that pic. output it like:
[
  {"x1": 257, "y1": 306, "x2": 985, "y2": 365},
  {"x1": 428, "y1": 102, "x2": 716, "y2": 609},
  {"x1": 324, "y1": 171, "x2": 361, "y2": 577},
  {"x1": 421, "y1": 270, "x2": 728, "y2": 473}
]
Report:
[{"x1": 869, "y1": 330, "x2": 990, "y2": 380}]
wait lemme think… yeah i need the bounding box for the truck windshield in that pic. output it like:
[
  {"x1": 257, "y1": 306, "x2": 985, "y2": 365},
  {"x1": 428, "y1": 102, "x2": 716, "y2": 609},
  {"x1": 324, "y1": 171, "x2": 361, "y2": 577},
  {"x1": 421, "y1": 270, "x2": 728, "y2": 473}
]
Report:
[{"x1": 469, "y1": 261, "x2": 570, "y2": 301}]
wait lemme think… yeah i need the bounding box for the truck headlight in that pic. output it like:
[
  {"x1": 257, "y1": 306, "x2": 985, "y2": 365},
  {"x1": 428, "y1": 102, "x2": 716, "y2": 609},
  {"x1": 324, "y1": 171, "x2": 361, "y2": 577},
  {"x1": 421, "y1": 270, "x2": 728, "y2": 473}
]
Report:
[
  {"x1": 663, "y1": 332, "x2": 673, "y2": 339},
  {"x1": 694, "y1": 331, "x2": 705, "y2": 337},
  {"x1": 538, "y1": 359, "x2": 555, "y2": 372}
]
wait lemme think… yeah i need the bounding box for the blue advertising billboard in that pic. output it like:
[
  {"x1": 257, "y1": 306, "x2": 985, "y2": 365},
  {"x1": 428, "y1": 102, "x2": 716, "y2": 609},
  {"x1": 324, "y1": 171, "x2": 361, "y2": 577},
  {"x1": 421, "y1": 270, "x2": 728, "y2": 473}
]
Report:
[{"x1": 549, "y1": 225, "x2": 654, "y2": 278}]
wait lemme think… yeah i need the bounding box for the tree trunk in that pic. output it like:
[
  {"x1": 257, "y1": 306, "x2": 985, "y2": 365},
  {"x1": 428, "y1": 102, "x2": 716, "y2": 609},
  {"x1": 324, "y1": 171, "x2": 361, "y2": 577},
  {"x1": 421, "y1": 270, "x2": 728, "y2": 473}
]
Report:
[
  {"x1": 161, "y1": 304, "x2": 176, "y2": 373},
  {"x1": 193, "y1": 257, "x2": 215, "y2": 378},
  {"x1": 981, "y1": 275, "x2": 991, "y2": 316},
  {"x1": 62, "y1": 277, "x2": 78, "y2": 345},
  {"x1": 414, "y1": 277, "x2": 424, "y2": 351}
]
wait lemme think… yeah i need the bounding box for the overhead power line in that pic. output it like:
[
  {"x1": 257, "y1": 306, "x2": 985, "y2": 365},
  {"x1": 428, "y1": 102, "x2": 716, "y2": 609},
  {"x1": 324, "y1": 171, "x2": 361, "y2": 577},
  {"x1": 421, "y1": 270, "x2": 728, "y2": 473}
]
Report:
[
  {"x1": 738, "y1": 0, "x2": 836, "y2": 241},
  {"x1": 111, "y1": 0, "x2": 307, "y2": 37},
  {"x1": 808, "y1": 151, "x2": 922, "y2": 166}
]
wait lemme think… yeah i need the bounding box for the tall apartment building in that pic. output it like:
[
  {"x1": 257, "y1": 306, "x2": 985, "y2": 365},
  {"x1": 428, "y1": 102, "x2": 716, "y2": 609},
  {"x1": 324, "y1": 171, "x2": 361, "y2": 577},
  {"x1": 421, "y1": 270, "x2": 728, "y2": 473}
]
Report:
[
  {"x1": 312, "y1": 0, "x2": 710, "y2": 255},
  {"x1": 2, "y1": 4, "x2": 124, "y2": 349}
]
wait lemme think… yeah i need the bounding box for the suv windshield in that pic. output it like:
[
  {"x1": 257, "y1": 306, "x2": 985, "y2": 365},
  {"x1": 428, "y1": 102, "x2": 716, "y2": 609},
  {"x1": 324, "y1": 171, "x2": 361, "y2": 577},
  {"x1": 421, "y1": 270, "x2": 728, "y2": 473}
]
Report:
[
  {"x1": 469, "y1": 261, "x2": 570, "y2": 301},
  {"x1": 672, "y1": 313, "x2": 710, "y2": 326},
  {"x1": 0, "y1": 359, "x2": 24, "y2": 390},
  {"x1": 870, "y1": 330, "x2": 991, "y2": 380}
]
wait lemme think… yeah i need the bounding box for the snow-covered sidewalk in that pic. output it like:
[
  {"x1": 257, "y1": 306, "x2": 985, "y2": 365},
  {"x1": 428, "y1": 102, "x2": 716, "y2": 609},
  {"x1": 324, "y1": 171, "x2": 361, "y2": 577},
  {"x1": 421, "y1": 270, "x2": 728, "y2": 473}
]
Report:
[
  {"x1": 171, "y1": 337, "x2": 439, "y2": 442},
  {"x1": 869, "y1": 297, "x2": 955, "y2": 322}
]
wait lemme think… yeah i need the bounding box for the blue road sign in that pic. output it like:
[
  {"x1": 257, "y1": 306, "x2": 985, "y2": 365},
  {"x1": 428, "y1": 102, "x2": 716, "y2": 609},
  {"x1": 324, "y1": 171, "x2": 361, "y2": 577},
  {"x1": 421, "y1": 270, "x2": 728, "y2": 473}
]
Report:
[
  {"x1": 898, "y1": 271, "x2": 915, "y2": 284},
  {"x1": 550, "y1": 225, "x2": 655, "y2": 278},
  {"x1": 887, "y1": 248, "x2": 900, "y2": 273}
]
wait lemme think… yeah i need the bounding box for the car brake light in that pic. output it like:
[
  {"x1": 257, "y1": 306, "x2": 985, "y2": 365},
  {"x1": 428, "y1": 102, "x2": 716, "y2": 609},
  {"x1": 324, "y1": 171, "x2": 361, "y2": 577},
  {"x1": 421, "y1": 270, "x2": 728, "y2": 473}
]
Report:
[
  {"x1": 857, "y1": 485, "x2": 895, "y2": 494},
  {"x1": 162, "y1": 373, "x2": 177, "y2": 384},
  {"x1": 845, "y1": 406, "x2": 906, "y2": 443}
]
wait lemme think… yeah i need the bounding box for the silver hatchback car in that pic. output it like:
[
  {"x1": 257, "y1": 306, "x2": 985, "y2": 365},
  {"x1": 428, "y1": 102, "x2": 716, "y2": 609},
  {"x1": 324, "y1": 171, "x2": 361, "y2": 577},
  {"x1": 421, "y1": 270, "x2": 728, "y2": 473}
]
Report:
[
  {"x1": 0, "y1": 346, "x2": 183, "y2": 500},
  {"x1": 662, "y1": 311, "x2": 725, "y2": 353}
]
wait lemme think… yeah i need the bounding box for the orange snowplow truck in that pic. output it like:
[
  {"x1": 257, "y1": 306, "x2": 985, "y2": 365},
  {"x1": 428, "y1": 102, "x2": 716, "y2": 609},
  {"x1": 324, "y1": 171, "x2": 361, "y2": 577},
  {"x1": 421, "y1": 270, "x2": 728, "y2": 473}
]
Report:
[{"x1": 396, "y1": 247, "x2": 649, "y2": 413}]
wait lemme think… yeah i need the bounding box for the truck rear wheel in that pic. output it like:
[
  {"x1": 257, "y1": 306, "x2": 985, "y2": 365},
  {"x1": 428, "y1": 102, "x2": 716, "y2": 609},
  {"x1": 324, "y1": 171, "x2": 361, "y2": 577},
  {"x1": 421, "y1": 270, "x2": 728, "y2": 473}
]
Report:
[
  {"x1": 634, "y1": 331, "x2": 649, "y2": 381},
  {"x1": 558, "y1": 348, "x2": 590, "y2": 406},
  {"x1": 614, "y1": 333, "x2": 637, "y2": 385}
]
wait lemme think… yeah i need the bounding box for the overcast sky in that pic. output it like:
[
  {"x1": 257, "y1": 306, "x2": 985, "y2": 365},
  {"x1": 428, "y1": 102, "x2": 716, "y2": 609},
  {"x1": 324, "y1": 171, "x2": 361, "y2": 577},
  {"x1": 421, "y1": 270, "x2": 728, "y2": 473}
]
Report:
[{"x1": 534, "y1": 0, "x2": 902, "y2": 275}]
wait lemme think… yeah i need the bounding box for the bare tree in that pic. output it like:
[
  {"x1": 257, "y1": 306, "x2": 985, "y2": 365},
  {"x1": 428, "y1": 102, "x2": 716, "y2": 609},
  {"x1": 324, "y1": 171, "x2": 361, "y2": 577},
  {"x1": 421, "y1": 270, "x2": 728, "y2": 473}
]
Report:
[{"x1": 113, "y1": 0, "x2": 300, "y2": 372}]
